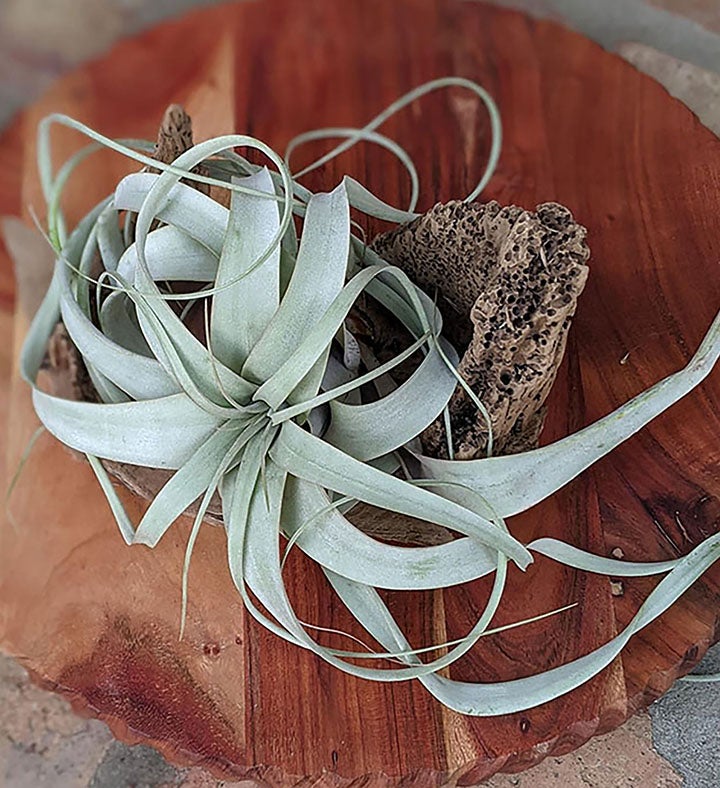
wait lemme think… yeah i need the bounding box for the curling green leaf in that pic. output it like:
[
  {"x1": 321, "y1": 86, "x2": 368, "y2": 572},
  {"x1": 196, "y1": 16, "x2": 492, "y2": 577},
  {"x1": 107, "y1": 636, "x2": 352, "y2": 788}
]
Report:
[
  {"x1": 271, "y1": 421, "x2": 532, "y2": 569},
  {"x1": 33, "y1": 389, "x2": 223, "y2": 468},
  {"x1": 60, "y1": 263, "x2": 180, "y2": 400},
  {"x1": 244, "y1": 183, "x2": 350, "y2": 399},
  {"x1": 418, "y1": 309, "x2": 720, "y2": 517},
  {"x1": 117, "y1": 225, "x2": 218, "y2": 283},
  {"x1": 114, "y1": 172, "x2": 229, "y2": 254},
  {"x1": 343, "y1": 177, "x2": 417, "y2": 223},
  {"x1": 85, "y1": 363, "x2": 130, "y2": 403},
  {"x1": 132, "y1": 424, "x2": 247, "y2": 547},
  {"x1": 282, "y1": 476, "x2": 498, "y2": 590},
  {"x1": 18, "y1": 199, "x2": 108, "y2": 385},
  {"x1": 96, "y1": 206, "x2": 124, "y2": 272},
  {"x1": 323, "y1": 339, "x2": 457, "y2": 460},
  {"x1": 99, "y1": 292, "x2": 152, "y2": 357},
  {"x1": 243, "y1": 460, "x2": 510, "y2": 678},
  {"x1": 87, "y1": 455, "x2": 135, "y2": 543},
  {"x1": 286, "y1": 126, "x2": 420, "y2": 213},
  {"x1": 327, "y1": 532, "x2": 720, "y2": 714},
  {"x1": 211, "y1": 167, "x2": 280, "y2": 370}
]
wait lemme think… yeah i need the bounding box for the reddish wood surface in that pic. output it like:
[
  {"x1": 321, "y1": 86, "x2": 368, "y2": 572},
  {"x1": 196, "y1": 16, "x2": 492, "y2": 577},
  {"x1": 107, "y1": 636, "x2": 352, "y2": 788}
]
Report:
[{"x1": 1, "y1": 1, "x2": 720, "y2": 784}]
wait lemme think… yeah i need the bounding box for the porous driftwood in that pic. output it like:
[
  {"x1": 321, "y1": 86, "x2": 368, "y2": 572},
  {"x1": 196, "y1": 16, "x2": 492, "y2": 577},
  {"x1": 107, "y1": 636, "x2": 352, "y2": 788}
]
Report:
[{"x1": 372, "y1": 200, "x2": 590, "y2": 458}]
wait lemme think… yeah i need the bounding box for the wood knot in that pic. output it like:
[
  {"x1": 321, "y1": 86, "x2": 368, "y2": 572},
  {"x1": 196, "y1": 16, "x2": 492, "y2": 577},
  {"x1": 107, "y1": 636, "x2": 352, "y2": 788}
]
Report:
[{"x1": 203, "y1": 642, "x2": 222, "y2": 658}]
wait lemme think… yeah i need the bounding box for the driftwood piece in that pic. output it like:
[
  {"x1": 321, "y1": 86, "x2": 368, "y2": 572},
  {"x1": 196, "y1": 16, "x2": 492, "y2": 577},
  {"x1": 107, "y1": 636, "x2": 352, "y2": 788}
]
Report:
[
  {"x1": 372, "y1": 201, "x2": 590, "y2": 458},
  {"x1": 145, "y1": 103, "x2": 211, "y2": 198},
  {"x1": 153, "y1": 104, "x2": 196, "y2": 166},
  {"x1": 1, "y1": 1, "x2": 719, "y2": 784}
]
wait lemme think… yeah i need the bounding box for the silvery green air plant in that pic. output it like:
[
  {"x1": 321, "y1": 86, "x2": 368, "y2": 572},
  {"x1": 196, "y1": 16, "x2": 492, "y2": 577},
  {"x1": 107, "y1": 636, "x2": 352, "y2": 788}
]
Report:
[{"x1": 21, "y1": 79, "x2": 720, "y2": 715}]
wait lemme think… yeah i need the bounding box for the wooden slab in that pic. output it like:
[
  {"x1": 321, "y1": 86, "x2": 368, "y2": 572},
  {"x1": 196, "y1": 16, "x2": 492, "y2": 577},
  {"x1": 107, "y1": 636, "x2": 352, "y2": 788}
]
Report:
[{"x1": 1, "y1": 1, "x2": 719, "y2": 784}]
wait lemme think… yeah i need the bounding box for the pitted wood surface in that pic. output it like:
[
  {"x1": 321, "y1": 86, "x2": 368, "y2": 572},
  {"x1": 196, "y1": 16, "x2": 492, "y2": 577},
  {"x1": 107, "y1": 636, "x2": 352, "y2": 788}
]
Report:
[{"x1": 373, "y1": 200, "x2": 589, "y2": 458}]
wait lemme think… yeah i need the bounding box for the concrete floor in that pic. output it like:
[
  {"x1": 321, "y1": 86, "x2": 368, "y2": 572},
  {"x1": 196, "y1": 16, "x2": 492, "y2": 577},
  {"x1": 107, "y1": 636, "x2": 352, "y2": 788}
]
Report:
[{"x1": 0, "y1": 0, "x2": 719, "y2": 785}]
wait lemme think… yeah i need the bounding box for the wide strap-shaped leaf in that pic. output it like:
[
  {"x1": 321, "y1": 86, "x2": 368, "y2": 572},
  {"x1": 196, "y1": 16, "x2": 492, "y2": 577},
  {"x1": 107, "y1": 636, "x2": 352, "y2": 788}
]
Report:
[
  {"x1": 60, "y1": 266, "x2": 180, "y2": 400},
  {"x1": 529, "y1": 539, "x2": 681, "y2": 577},
  {"x1": 242, "y1": 460, "x2": 291, "y2": 611},
  {"x1": 114, "y1": 172, "x2": 228, "y2": 253},
  {"x1": 352, "y1": 240, "x2": 442, "y2": 335},
  {"x1": 211, "y1": 167, "x2": 281, "y2": 371},
  {"x1": 115, "y1": 170, "x2": 260, "y2": 408},
  {"x1": 73, "y1": 222, "x2": 99, "y2": 319},
  {"x1": 270, "y1": 421, "x2": 532, "y2": 568},
  {"x1": 422, "y1": 532, "x2": 720, "y2": 714},
  {"x1": 99, "y1": 292, "x2": 152, "y2": 357},
  {"x1": 241, "y1": 460, "x2": 425, "y2": 675},
  {"x1": 269, "y1": 331, "x2": 430, "y2": 424},
  {"x1": 132, "y1": 425, "x2": 244, "y2": 547},
  {"x1": 255, "y1": 263, "x2": 434, "y2": 412},
  {"x1": 129, "y1": 292, "x2": 252, "y2": 416},
  {"x1": 85, "y1": 362, "x2": 130, "y2": 403},
  {"x1": 20, "y1": 268, "x2": 61, "y2": 385},
  {"x1": 118, "y1": 137, "x2": 293, "y2": 304},
  {"x1": 283, "y1": 474, "x2": 681, "y2": 591},
  {"x1": 243, "y1": 183, "x2": 350, "y2": 396},
  {"x1": 133, "y1": 292, "x2": 255, "y2": 409},
  {"x1": 87, "y1": 454, "x2": 135, "y2": 543},
  {"x1": 282, "y1": 476, "x2": 498, "y2": 589},
  {"x1": 223, "y1": 455, "x2": 261, "y2": 592},
  {"x1": 222, "y1": 439, "x2": 305, "y2": 648},
  {"x1": 34, "y1": 200, "x2": 181, "y2": 400},
  {"x1": 417, "y1": 308, "x2": 720, "y2": 518},
  {"x1": 243, "y1": 461, "x2": 509, "y2": 680},
  {"x1": 201, "y1": 156, "x2": 300, "y2": 298},
  {"x1": 253, "y1": 264, "x2": 382, "y2": 408},
  {"x1": 96, "y1": 206, "x2": 124, "y2": 272},
  {"x1": 17, "y1": 200, "x2": 107, "y2": 385},
  {"x1": 327, "y1": 531, "x2": 720, "y2": 714},
  {"x1": 117, "y1": 225, "x2": 218, "y2": 283},
  {"x1": 33, "y1": 389, "x2": 223, "y2": 468},
  {"x1": 323, "y1": 338, "x2": 457, "y2": 460},
  {"x1": 131, "y1": 264, "x2": 256, "y2": 407},
  {"x1": 344, "y1": 176, "x2": 417, "y2": 223}
]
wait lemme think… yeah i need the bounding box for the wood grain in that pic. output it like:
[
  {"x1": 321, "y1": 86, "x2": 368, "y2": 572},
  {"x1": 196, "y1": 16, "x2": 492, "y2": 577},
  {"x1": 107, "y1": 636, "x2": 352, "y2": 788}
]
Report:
[{"x1": 0, "y1": 0, "x2": 719, "y2": 784}]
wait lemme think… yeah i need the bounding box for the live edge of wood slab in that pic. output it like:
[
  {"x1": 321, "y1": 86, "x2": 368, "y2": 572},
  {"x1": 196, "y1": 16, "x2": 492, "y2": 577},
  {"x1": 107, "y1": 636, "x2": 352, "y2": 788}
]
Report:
[{"x1": 1, "y1": 1, "x2": 719, "y2": 785}]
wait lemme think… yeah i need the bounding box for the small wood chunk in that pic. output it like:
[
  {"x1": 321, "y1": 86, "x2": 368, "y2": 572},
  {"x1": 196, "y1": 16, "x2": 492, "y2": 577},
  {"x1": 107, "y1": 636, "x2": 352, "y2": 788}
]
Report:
[
  {"x1": 145, "y1": 104, "x2": 212, "y2": 198},
  {"x1": 154, "y1": 104, "x2": 196, "y2": 165},
  {"x1": 42, "y1": 323, "x2": 96, "y2": 404}
]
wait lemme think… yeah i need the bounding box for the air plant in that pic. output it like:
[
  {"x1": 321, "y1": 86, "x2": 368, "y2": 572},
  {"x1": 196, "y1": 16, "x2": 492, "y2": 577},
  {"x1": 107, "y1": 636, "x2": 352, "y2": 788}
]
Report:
[{"x1": 19, "y1": 78, "x2": 720, "y2": 716}]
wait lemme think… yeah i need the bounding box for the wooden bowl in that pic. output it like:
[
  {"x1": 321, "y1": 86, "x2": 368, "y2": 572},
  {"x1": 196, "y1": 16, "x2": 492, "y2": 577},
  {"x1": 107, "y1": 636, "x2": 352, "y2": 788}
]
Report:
[{"x1": 1, "y1": 1, "x2": 719, "y2": 784}]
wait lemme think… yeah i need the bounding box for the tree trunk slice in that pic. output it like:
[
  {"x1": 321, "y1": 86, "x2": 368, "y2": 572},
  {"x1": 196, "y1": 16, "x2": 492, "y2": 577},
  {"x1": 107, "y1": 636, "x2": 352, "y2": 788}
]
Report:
[{"x1": 1, "y1": 0, "x2": 720, "y2": 784}]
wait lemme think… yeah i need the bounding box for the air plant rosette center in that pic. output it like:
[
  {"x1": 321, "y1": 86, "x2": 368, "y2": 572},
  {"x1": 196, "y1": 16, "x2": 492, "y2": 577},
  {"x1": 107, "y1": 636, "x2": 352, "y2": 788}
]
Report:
[{"x1": 18, "y1": 79, "x2": 720, "y2": 716}]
